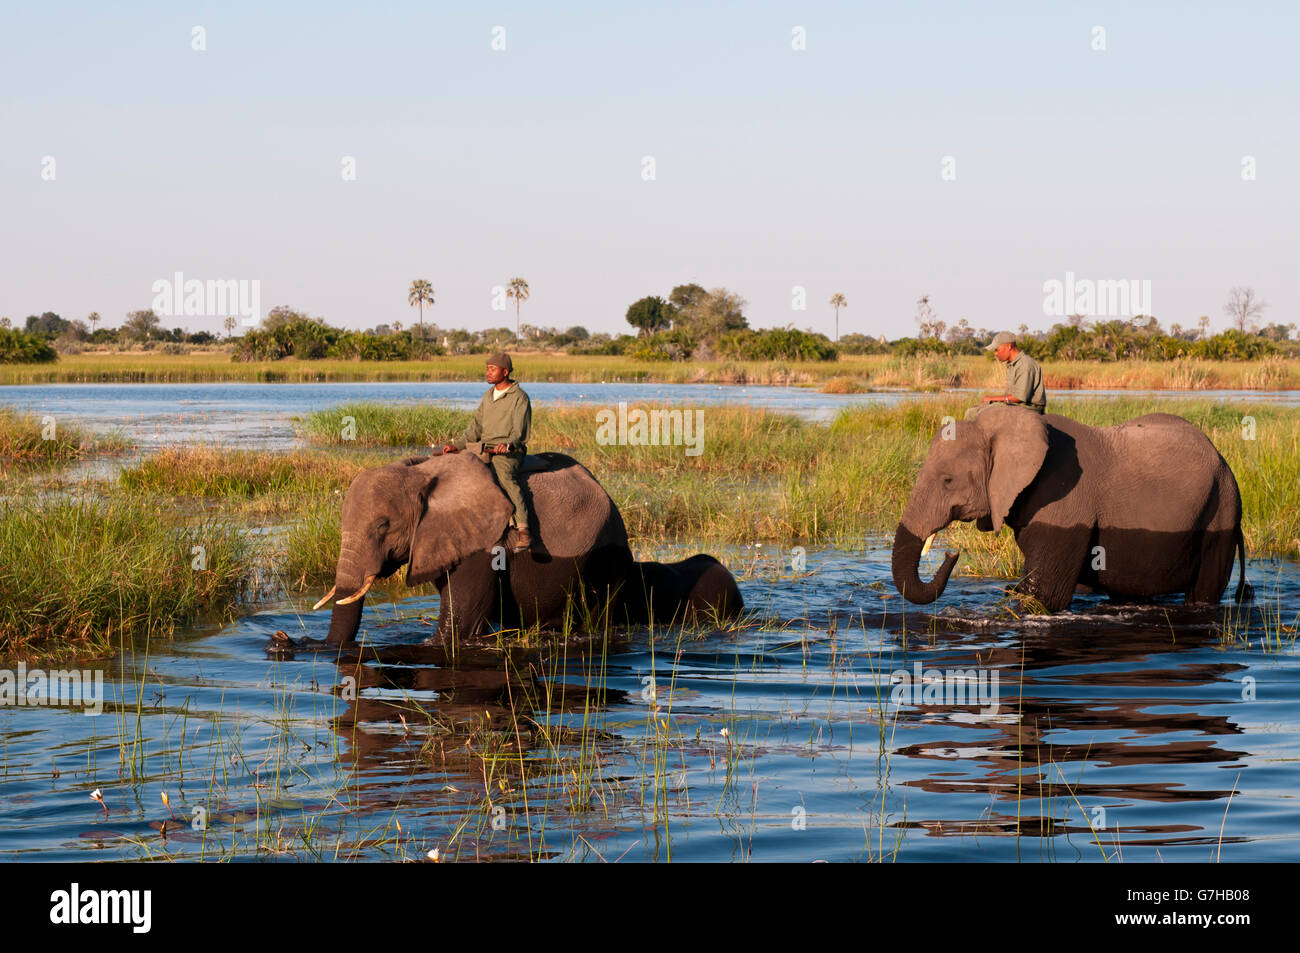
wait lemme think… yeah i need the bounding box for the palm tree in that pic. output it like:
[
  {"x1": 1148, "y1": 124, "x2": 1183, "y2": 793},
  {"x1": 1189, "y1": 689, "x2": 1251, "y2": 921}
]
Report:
[
  {"x1": 506, "y1": 278, "x2": 530, "y2": 339},
  {"x1": 223, "y1": 315, "x2": 236, "y2": 338},
  {"x1": 828, "y1": 293, "x2": 847, "y2": 342},
  {"x1": 408, "y1": 279, "x2": 435, "y2": 340},
  {"x1": 87, "y1": 312, "x2": 101, "y2": 336}
]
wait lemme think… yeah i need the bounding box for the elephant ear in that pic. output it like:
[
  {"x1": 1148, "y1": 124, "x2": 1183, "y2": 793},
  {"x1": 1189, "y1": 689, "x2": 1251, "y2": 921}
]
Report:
[
  {"x1": 977, "y1": 407, "x2": 1049, "y2": 533},
  {"x1": 406, "y1": 455, "x2": 514, "y2": 586}
]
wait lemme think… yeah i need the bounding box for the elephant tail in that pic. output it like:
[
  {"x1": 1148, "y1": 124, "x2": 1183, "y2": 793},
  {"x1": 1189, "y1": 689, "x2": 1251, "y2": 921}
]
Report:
[{"x1": 1232, "y1": 526, "x2": 1253, "y2": 603}]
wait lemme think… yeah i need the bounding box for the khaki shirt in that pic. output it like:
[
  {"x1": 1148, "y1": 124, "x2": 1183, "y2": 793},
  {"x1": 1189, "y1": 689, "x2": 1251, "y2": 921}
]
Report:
[
  {"x1": 1005, "y1": 352, "x2": 1046, "y2": 412},
  {"x1": 454, "y1": 381, "x2": 532, "y2": 450}
]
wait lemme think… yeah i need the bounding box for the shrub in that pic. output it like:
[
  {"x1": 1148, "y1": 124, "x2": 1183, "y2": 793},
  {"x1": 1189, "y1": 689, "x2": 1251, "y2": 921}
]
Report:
[
  {"x1": 835, "y1": 333, "x2": 890, "y2": 356},
  {"x1": 627, "y1": 328, "x2": 697, "y2": 361},
  {"x1": 0, "y1": 328, "x2": 58, "y2": 363},
  {"x1": 715, "y1": 328, "x2": 838, "y2": 361},
  {"x1": 231, "y1": 319, "x2": 444, "y2": 362}
]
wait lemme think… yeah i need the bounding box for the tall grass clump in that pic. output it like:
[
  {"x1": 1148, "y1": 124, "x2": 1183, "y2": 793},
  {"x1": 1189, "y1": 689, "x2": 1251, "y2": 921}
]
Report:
[
  {"x1": 282, "y1": 492, "x2": 343, "y2": 589},
  {"x1": 119, "y1": 446, "x2": 370, "y2": 497},
  {"x1": 302, "y1": 403, "x2": 471, "y2": 446},
  {"x1": 870, "y1": 356, "x2": 965, "y2": 391},
  {"x1": 306, "y1": 403, "x2": 816, "y2": 476},
  {"x1": 820, "y1": 376, "x2": 869, "y2": 394},
  {"x1": 1243, "y1": 357, "x2": 1288, "y2": 390},
  {"x1": 0, "y1": 497, "x2": 252, "y2": 659},
  {"x1": 540, "y1": 405, "x2": 815, "y2": 476},
  {"x1": 0, "y1": 406, "x2": 126, "y2": 462},
  {"x1": 1162, "y1": 358, "x2": 1215, "y2": 390}
]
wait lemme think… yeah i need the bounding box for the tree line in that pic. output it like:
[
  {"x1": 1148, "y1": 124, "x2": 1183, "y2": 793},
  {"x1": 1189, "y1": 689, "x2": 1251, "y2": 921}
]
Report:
[{"x1": 2, "y1": 281, "x2": 1291, "y2": 364}]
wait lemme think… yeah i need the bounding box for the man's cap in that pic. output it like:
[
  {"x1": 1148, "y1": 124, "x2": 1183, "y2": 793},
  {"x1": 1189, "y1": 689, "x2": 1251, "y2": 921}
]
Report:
[
  {"x1": 984, "y1": 331, "x2": 1016, "y2": 351},
  {"x1": 485, "y1": 351, "x2": 513, "y2": 372}
]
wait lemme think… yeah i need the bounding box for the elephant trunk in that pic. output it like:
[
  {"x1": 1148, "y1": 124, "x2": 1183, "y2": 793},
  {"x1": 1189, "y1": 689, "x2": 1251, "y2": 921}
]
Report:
[
  {"x1": 891, "y1": 523, "x2": 959, "y2": 605},
  {"x1": 325, "y1": 595, "x2": 365, "y2": 646},
  {"x1": 323, "y1": 535, "x2": 370, "y2": 645}
]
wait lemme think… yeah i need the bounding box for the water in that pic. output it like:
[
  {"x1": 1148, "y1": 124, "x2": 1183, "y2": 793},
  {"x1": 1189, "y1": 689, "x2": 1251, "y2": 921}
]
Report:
[
  {"x1": 1, "y1": 544, "x2": 1296, "y2": 862},
  {"x1": 2, "y1": 382, "x2": 1295, "y2": 450},
  {"x1": 0, "y1": 381, "x2": 885, "y2": 449},
  {"x1": 1, "y1": 381, "x2": 1297, "y2": 861}
]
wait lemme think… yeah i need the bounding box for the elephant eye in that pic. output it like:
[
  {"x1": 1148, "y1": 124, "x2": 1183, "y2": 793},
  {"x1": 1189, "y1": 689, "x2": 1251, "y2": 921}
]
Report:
[{"x1": 941, "y1": 474, "x2": 954, "y2": 486}]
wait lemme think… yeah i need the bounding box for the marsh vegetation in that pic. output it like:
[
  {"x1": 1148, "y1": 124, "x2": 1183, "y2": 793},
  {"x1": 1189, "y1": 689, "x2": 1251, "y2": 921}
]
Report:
[{"x1": 2, "y1": 396, "x2": 1295, "y2": 658}]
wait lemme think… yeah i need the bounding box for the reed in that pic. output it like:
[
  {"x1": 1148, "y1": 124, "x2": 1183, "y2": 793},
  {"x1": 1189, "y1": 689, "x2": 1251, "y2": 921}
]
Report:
[
  {"x1": 6, "y1": 351, "x2": 1298, "y2": 389},
  {"x1": 0, "y1": 496, "x2": 251, "y2": 659},
  {"x1": 0, "y1": 406, "x2": 128, "y2": 463}
]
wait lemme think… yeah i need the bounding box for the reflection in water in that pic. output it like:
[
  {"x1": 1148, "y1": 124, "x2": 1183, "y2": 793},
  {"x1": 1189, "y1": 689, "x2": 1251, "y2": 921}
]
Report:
[
  {"x1": 0, "y1": 547, "x2": 1296, "y2": 862},
  {"x1": 884, "y1": 620, "x2": 1251, "y2": 853}
]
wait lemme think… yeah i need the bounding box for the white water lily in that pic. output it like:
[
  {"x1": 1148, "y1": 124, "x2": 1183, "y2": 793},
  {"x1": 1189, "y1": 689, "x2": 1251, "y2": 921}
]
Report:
[{"x1": 427, "y1": 847, "x2": 440, "y2": 862}]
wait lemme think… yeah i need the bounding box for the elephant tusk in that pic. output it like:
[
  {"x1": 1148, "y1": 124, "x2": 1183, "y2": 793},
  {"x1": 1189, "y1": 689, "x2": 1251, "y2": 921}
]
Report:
[
  {"x1": 312, "y1": 585, "x2": 338, "y2": 611},
  {"x1": 336, "y1": 575, "x2": 376, "y2": 606},
  {"x1": 920, "y1": 534, "x2": 936, "y2": 558}
]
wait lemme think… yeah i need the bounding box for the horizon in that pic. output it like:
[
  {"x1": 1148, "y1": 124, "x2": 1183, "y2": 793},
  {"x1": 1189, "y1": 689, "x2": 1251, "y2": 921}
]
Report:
[{"x1": 4, "y1": 2, "x2": 1296, "y2": 339}]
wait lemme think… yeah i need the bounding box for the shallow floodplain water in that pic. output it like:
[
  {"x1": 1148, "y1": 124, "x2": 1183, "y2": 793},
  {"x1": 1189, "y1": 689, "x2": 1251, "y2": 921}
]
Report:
[
  {"x1": 1, "y1": 382, "x2": 1298, "y2": 862},
  {"x1": 1, "y1": 544, "x2": 1296, "y2": 862}
]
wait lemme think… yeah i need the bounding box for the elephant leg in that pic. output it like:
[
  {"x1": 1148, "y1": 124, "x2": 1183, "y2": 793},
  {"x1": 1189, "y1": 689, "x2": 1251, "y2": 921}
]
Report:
[
  {"x1": 1186, "y1": 475, "x2": 1244, "y2": 605},
  {"x1": 432, "y1": 553, "x2": 498, "y2": 645},
  {"x1": 1185, "y1": 527, "x2": 1238, "y2": 604},
  {"x1": 1014, "y1": 523, "x2": 1093, "y2": 611}
]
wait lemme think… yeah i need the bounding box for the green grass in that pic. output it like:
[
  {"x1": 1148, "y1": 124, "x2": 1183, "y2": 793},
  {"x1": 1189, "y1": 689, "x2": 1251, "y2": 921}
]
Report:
[
  {"x1": 305, "y1": 402, "x2": 816, "y2": 472},
  {"x1": 0, "y1": 406, "x2": 128, "y2": 465},
  {"x1": 0, "y1": 351, "x2": 853, "y2": 386},
  {"x1": 158, "y1": 396, "x2": 1300, "y2": 562},
  {"x1": 0, "y1": 496, "x2": 252, "y2": 660},
  {"x1": 293, "y1": 395, "x2": 1300, "y2": 569},
  {"x1": 281, "y1": 492, "x2": 346, "y2": 591},
  {"x1": 6, "y1": 350, "x2": 1299, "y2": 389},
  {"x1": 299, "y1": 404, "x2": 471, "y2": 447},
  {"x1": 9, "y1": 395, "x2": 1295, "y2": 658},
  {"x1": 119, "y1": 446, "x2": 376, "y2": 496}
]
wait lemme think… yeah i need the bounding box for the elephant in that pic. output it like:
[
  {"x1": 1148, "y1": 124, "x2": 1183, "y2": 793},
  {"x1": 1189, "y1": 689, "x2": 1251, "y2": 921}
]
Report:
[
  {"x1": 312, "y1": 450, "x2": 743, "y2": 646},
  {"x1": 891, "y1": 404, "x2": 1250, "y2": 611}
]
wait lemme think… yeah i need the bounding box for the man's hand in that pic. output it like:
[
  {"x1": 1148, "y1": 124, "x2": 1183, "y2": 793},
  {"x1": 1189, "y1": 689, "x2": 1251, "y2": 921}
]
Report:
[
  {"x1": 440, "y1": 443, "x2": 459, "y2": 454},
  {"x1": 491, "y1": 443, "x2": 510, "y2": 454}
]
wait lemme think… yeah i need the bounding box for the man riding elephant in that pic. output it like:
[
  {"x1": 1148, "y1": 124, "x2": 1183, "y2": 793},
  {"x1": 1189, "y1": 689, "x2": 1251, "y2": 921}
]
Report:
[
  {"x1": 441, "y1": 352, "x2": 534, "y2": 552},
  {"x1": 965, "y1": 331, "x2": 1047, "y2": 420}
]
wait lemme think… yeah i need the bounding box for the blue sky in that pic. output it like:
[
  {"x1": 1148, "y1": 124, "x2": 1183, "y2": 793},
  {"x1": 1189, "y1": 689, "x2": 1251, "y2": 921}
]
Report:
[{"x1": 2, "y1": 1, "x2": 1296, "y2": 338}]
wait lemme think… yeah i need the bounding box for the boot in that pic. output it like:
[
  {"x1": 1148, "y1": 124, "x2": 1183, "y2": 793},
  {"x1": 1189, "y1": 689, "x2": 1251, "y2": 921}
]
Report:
[{"x1": 512, "y1": 525, "x2": 532, "y2": 554}]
